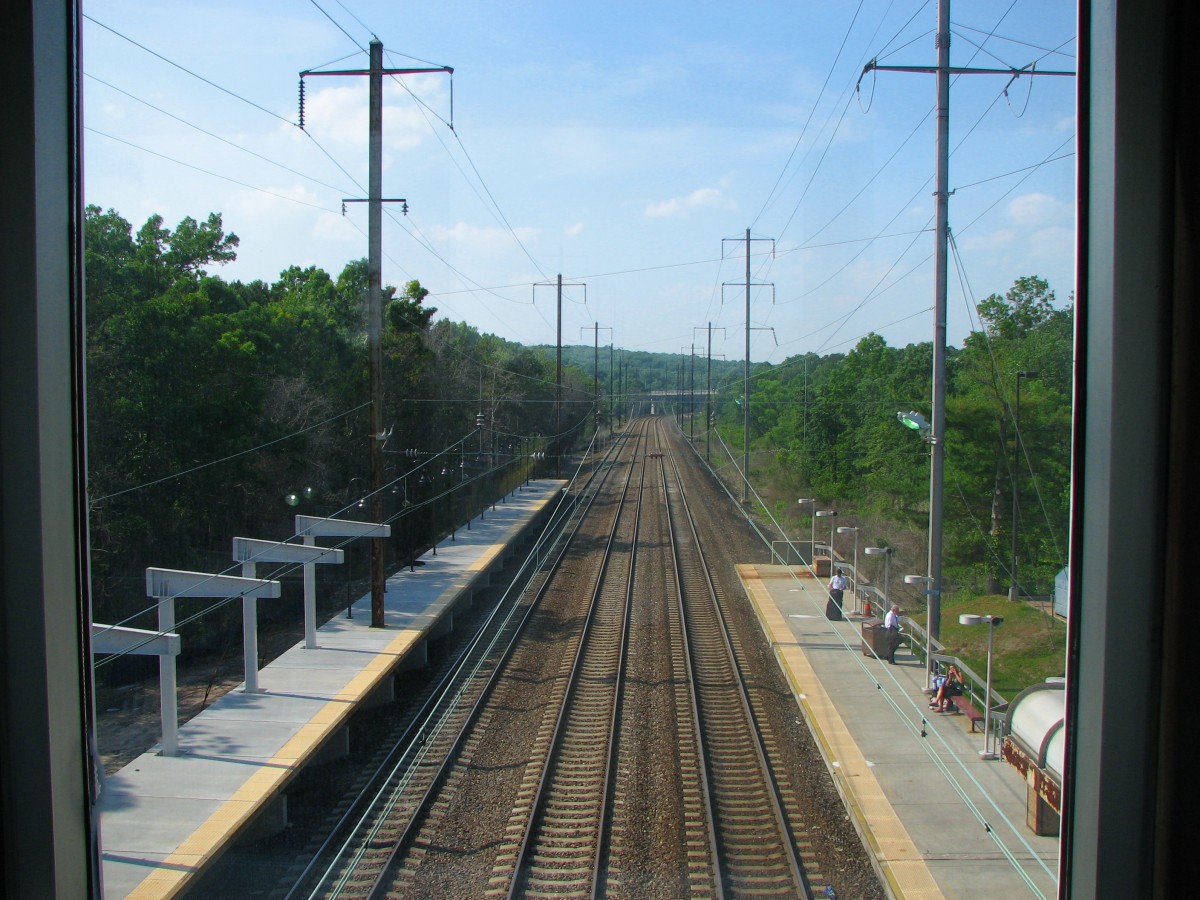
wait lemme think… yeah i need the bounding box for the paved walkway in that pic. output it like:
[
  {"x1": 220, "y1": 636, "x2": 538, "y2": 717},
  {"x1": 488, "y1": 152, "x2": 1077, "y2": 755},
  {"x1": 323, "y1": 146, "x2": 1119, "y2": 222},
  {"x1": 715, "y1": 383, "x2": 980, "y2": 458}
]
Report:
[
  {"x1": 98, "y1": 480, "x2": 565, "y2": 899},
  {"x1": 738, "y1": 564, "x2": 1060, "y2": 900}
]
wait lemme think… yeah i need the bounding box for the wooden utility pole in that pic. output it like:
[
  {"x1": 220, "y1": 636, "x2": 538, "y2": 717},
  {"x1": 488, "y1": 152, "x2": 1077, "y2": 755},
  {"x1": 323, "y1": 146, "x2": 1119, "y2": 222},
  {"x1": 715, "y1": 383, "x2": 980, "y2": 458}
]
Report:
[{"x1": 300, "y1": 42, "x2": 451, "y2": 627}]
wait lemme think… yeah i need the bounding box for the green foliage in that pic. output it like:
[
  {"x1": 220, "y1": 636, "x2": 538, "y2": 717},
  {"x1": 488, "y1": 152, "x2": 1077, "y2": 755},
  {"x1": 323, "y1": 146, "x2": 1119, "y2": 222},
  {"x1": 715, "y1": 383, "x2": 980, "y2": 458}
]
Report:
[
  {"x1": 86, "y1": 207, "x2": 568, "y2": 648},
  {"x1": 728, "y1": 276, "x2": 1072, "y2": 597},
  {"x1": 937, "y1": 593, "x2": 1066, "y2": 698},
  {"x1": 84, "y1": 206, "x2": 1073, "y2": 684}
]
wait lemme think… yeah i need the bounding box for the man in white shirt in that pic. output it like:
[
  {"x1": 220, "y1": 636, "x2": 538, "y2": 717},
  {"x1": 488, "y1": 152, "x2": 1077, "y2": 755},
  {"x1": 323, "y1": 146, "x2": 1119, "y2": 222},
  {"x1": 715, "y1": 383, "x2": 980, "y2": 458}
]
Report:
[{"x1": 883, "y1": 604, "x2": 901, "y2": 663}]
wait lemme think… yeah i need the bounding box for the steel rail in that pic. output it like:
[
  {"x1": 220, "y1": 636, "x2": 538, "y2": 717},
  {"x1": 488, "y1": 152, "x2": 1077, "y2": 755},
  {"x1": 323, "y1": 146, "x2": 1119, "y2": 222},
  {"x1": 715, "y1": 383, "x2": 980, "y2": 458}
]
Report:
[
  {"x1": 303, "y1": 430, "x2": 636, "y2": 899},
  {"x1": 662, "y1": 423, "x2": 812, "y2": 897},
  {"x1": 505, "y1": 436, "x2": 643, "y2": 898},
  {"x1": 653, "y1": 421, "x2": 726, "y2": 899}
]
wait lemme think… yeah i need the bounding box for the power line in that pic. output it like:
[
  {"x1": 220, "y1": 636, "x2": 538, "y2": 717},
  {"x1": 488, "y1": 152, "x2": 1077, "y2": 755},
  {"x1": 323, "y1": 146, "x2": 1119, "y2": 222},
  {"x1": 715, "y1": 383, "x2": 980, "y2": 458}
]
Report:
[
  {"x1": 952, "y1": 150, "x2": 1074, "y2": 192},
  {"x1": 83, "y1": 15, "x2": 294, "y2": 126},
  {"x1": 89, "y1": 402, "x2": 372, "y2": 505},
  {"x1": 84, "y1": 73, "x2": 355, "y2": 195},
  {"x1": 751, "y1": 0, "x2": 867, "y2": 229},
  {"x1": 307, "y1": 0, "x2": 365, "y2": 49},
  {"x1": 84, "y1": 127, "x2": 343, "y2": 214}
]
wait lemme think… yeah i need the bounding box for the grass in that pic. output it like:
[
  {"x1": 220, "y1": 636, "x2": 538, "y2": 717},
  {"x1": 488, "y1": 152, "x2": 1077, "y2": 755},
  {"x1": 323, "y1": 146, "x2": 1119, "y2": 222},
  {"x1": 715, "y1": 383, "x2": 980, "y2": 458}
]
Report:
[{"x1": 935, "y1": 593, "x2": 1067, "y2": 699}]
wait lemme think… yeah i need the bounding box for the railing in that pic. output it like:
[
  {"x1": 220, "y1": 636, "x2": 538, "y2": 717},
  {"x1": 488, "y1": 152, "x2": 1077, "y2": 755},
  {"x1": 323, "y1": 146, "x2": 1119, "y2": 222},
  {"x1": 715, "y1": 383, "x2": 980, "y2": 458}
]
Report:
[{"x1": 929, "y1": 651, "x2": 1009, "y2": 736}]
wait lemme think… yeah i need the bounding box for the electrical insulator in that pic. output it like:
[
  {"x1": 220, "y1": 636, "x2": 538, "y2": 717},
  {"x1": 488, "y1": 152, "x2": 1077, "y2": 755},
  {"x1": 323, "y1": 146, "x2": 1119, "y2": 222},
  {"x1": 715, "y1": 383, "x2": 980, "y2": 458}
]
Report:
[
  {"x1": 476, "y1": 413, "x2": 485, "y2": 427},
  {"x1": 298, "y1": 78, "x2": 306, "y2": 130}
]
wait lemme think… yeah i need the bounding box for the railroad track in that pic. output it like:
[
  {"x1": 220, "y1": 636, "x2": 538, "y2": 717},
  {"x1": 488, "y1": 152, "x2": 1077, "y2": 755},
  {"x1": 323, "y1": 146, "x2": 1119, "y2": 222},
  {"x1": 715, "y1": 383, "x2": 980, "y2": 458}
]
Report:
[
  {"x1": 287, "y1": 431, "x2": 639, "y2": 899},
  {"x1": 285, "y1": 418, "x2": 822, "y2": 898},
  {"x1": 658, "y1": 423, "x2": 812, "y2": 897},
  {"x1": 499, "y1": 444, "x2": 643, "y2": 896}
]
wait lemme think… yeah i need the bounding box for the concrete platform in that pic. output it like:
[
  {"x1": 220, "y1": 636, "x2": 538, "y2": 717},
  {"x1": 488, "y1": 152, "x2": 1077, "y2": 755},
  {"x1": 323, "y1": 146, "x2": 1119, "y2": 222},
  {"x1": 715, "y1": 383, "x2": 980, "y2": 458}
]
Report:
[
  {"x1": 738, "y1": 564, "x2": 1060, "y2": 900},
  {"x1": 99, "y1": 480, "x2": 565, "y2": 899}
]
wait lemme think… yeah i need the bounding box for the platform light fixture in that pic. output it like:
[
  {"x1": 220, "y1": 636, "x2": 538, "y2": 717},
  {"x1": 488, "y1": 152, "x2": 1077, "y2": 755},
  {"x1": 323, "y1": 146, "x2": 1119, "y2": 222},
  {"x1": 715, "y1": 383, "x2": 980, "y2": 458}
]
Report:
[
  {"x1": 797, "y1": 498, "x2": 816, "y2": 562},
  {"x1": 905, "y1": 574, "x2": 936, "y2": 687},
  {"x1": 959, "y1": 613, "x2": 1004, "y2": 758},
  {"x1": 897, "y1": 409, "x2": 932, "y2": 442},
  {"x1": 837, "y1": 525, "x2": 860, "y2": 601},
  {"x1": 864, "y1": 546, "x2": 894, "y2": 613},
  {"x1": 815, "y1": 509, "x2": 837, "y2": 570}
]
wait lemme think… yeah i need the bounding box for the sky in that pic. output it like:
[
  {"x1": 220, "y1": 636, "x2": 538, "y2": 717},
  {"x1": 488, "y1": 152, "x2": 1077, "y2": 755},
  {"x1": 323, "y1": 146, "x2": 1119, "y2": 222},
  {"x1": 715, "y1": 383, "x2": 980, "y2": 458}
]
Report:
[{"x1": 82, "y1": 1, "x2": 1077, "y2": 364}]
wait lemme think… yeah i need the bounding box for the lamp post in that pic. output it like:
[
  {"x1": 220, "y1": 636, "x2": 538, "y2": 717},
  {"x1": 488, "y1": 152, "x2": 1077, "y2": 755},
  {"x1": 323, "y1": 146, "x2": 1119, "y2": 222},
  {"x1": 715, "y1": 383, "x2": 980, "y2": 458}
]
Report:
[
  {"x1": 905, "y1": 573, "x2": 935, "y2": 687},
  {"x1": 959, "y1": 614, "x2": 1003, "y2": 758},
  {"x1": 897, "y1": 409, "x2": 942, "y2": 645},
  {"x1": 864, "y1": 546, "x2": 893, "y2": 616},
  {"x1": 837, "y1": 525, "x2": 860, "y2": 600},
  {"x1": 797, "y1": 498, "x2": 815, "y2": 563},
  {"x1": 1010, "y1": 371, "x2": 1039, "y2": 602},
  {"x1": 815, "y1": 509, "x2": 837, "y2": 571}
]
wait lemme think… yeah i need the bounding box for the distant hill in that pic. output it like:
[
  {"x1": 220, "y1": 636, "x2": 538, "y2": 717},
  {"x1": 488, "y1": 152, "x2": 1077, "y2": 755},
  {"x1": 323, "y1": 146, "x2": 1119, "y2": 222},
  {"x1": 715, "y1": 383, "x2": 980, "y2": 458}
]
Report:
[{"x1": 529, "y1": 344, "x2": 750, "y2": 395}]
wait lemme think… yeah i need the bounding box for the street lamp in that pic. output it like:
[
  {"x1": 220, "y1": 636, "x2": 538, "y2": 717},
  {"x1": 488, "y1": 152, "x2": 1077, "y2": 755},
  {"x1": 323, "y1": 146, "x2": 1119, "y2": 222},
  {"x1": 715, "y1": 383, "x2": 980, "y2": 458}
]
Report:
[
  {"x1": 837, "y1": 525, "x2": 860, "y2": 601},
  {"x1": 1010, "y1": 371, "x2": 1039, "y2": 602},
  {"x1": 959, "y1": 613, "x2": 1004, "y2": 758},
  {"x1": 284, "y1": 486, "x2": 315, "y2": 507},
  {"x1": 905, "y1": 574, "x2": 935, "y2": 686},
  {"x1": 815, "y1": 509, "x2": 837, "y2": 572},
  {"x1": 864, "y1": 546, "x2": 894, "y2": 615},
  {"x1": 897, "y1": 409, "x2": 932, "y2": 442},
  {"x1": 797, "y1": 498, "x2": 815, "y2": 563}
]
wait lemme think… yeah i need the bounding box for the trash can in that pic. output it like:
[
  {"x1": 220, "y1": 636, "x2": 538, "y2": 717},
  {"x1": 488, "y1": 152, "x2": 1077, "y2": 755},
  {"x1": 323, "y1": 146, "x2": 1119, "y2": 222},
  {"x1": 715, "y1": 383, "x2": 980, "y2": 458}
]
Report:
[{"x1": 861, "y1": 619, "x2": 889, "y2": 657}]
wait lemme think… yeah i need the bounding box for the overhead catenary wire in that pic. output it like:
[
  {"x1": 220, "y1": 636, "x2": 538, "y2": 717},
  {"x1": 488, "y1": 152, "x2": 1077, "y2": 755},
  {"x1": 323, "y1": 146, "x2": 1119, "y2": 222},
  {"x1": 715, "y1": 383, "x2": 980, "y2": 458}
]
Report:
[
  {"x1": 751, "y1": 0, "x2": 868, "y2": 230},
  {"x1": 84, "y1": 73, "x2": 356, "y2": 196},
  {"x1": 84, "y1": 127, "x2": 343, "y2": 215},
  {"x1": 84, "y1": 15, "x2": 295, "y2": 126},
  {"x1": 88, "y1": 402, "x2": 373, "y2": 505}
]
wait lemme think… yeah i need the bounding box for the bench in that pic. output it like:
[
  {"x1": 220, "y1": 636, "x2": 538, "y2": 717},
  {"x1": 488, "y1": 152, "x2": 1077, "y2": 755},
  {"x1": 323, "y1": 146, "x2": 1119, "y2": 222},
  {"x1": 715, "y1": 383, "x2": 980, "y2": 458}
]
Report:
[{"x1": 947, "y1": 699, "x2": 985, "y2": 733}]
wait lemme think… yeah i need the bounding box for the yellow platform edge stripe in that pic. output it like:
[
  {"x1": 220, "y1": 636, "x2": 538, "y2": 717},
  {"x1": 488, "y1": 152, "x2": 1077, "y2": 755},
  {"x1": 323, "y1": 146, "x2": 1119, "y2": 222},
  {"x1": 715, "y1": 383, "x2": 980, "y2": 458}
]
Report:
[{"x1": 736, "y1": 564, "x2": 944, "y2": 900}]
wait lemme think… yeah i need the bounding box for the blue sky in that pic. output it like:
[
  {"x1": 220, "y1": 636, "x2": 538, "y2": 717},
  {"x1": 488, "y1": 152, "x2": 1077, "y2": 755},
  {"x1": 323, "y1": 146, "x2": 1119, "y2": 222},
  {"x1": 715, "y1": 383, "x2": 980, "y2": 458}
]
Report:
[{"x1": 83, "y1": 1, "x2": 1077, "y2": 363}]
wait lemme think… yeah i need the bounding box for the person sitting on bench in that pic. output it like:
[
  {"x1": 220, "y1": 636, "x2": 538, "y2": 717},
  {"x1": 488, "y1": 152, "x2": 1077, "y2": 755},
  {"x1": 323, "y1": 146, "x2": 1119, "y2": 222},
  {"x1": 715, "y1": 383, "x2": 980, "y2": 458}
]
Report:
[{"x1": 929, "y1": 664, "x2": 964, "y2": 712}]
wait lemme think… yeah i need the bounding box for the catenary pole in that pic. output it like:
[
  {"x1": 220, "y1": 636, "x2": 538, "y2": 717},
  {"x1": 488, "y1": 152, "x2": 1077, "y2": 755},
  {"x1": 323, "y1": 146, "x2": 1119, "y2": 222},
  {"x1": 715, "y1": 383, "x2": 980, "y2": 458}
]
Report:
[
  {"x1": 367, "y1": 40, "x2": 386, "y2": 627},
  {"x1": 865, "y1": 0, "x2": 1072, "y2": 649},
  {"x1": 744, "y1": 228, "x2": 751, "y2": 504},
  {"x1": 299, "y1": 43, "x2": 450, "y2": 628},
  {"x1": 556, "y1": 274, "x2": 562, "y2": 477}
]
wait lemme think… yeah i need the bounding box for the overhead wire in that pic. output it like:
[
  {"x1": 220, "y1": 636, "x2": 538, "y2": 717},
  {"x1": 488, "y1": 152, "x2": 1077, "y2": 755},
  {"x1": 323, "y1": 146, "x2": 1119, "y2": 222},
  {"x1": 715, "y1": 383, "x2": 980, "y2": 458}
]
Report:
[
  {"x1": 308, "y1": 0, "x2": 365, "y2": 48},
  {"x1": 84, "y1": 127, "x2": 344, "y2": 215},
  {"x1": 83, "y1": 14, "x2": 294, "y2": 126},
  {"x1": 89, "y1": 402, "x2": 372, "y2": 505},
  {"x1": 778, "y1": 18, "x2": 1070, "y2": 347},
  {"x1": 947, "y1": 228, "x2": 1067, "y2": 569},
  {"x1": 84, "y1": 73, "x2": 355, "y2": 196},
  {"x1": 750, "y1": 0, "x2": 868, "y2": 229}
]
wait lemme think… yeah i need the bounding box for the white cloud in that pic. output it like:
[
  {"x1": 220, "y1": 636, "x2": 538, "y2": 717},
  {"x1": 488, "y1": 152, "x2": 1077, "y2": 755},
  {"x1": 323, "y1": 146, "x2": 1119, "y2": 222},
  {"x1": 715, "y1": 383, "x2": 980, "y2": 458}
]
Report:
[
  {"x1": 565, "y1": 221, "x2": 584, "y2": 237},
  {"x1": 644, "y1": 186, "x2": 722, "y2": 219},
  {"x1": 427, "y1": 221, "x2": 540, "y2": 251},
  {"x1": 296, "y1": 83, "x2": 433, "y2": 154},
  {"x1": 1025, "y1": 225, "x2": 1075, "y2": 264},
  {"x1": 962, "y1": 228, "x2": 1017, "y2": 254},
  {"x1": 1008, "y1": 192, "x2": 1073, "y2": 226}
]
